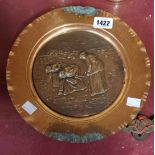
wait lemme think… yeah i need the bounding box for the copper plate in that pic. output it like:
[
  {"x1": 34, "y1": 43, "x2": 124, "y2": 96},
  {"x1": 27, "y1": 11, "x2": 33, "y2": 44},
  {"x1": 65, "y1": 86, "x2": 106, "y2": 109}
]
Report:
[{"x1": 6, "y1": 6, "x2": 151, "y2": 142}]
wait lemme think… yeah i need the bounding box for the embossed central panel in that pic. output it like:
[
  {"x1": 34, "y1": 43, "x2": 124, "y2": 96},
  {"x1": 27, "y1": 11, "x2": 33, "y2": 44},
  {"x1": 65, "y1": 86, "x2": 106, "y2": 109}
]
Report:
[{"x1": 32, "y1": 31, "x2": 125, "y2": 117}]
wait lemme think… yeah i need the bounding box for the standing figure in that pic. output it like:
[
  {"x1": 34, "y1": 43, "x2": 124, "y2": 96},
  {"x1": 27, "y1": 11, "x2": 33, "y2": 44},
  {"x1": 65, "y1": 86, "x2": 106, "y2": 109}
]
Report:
[{"x1": 80, "y1": 52, "x2": 107, "y2": 96}]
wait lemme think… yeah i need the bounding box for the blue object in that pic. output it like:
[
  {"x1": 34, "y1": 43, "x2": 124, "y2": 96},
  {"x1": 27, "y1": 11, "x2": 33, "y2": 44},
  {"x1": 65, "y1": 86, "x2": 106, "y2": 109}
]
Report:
[
  {"x1": 64, "y1": 6, "x2": 100, "y2": 16},
  {"x1": 47, "y1": 132, "x2": 104, "y2": 143}
]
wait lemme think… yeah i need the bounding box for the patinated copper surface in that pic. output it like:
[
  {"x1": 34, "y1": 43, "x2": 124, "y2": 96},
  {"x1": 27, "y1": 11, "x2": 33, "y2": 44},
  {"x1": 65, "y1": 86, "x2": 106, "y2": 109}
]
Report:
[
  {"x1": 33, "y1": 31, "x2": 124, "y2": 117},
  {"x1": 6, "y1": 7, "x2": 151, "y2": 140}
]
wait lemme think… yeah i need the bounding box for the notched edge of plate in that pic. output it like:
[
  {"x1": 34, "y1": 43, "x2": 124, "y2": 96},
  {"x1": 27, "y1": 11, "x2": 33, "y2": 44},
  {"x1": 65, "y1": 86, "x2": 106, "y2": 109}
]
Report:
[{"x1": 6, "y1": 6, "x2": 152, "y2": 143}]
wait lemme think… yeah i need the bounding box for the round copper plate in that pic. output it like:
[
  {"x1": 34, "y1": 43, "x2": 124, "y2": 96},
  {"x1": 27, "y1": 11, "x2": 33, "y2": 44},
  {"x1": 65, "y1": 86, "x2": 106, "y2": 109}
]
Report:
[
  {"x1": 6, "y1": 6, "x2": 151, "y2": 142},
  {"x1": 32, "y1": 31, "x2": 125, "y2": 117}
]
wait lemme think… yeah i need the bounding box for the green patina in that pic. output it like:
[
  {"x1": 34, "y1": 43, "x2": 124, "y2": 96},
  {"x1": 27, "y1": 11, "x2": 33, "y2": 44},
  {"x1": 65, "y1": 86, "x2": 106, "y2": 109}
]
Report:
[
  {"x1": 47, "y1": 132, "x2": 104, "y2": 143},
  {"x1": 64, "y1": 6, "x2": 100, "y2": 16},
  {"x1": 47, "y1": 6, "x2": 103, "y2": 143}
]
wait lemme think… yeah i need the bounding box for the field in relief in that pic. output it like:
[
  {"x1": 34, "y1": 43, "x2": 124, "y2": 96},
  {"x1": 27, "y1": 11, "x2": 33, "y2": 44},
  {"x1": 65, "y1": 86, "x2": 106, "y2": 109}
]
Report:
[{"x1": 32, "y1": 31, "x2": 125, "y2": 117}]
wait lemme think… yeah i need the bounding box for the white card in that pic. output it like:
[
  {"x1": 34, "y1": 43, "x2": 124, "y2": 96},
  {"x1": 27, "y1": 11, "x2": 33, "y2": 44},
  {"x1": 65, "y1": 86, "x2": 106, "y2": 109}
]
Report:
[
  {"x1": 126, "y1": 97, "x2": 141, "y2": 108},
  {"x1": 93, "y1": 17, "x2": 113, "y2": 29},
  {"x1": 22, "y1": 101, "x2": 37, "y2": 115}
]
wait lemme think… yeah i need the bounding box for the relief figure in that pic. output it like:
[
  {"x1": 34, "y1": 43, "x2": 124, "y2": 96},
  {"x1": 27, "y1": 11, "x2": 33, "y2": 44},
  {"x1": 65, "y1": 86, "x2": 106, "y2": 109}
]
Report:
[
  {"x1": 45, "y1": 63, "x2": 86, "y2": 96},
  {"x1": 45, "y1": 63, "x2": 61, "y2": 88},
  {"x1": 80, "y1": 52, "x2": 107, "y2": 96},
  {"x1": 58, "y1": 65, "x2": 86, "y2": 96}
]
